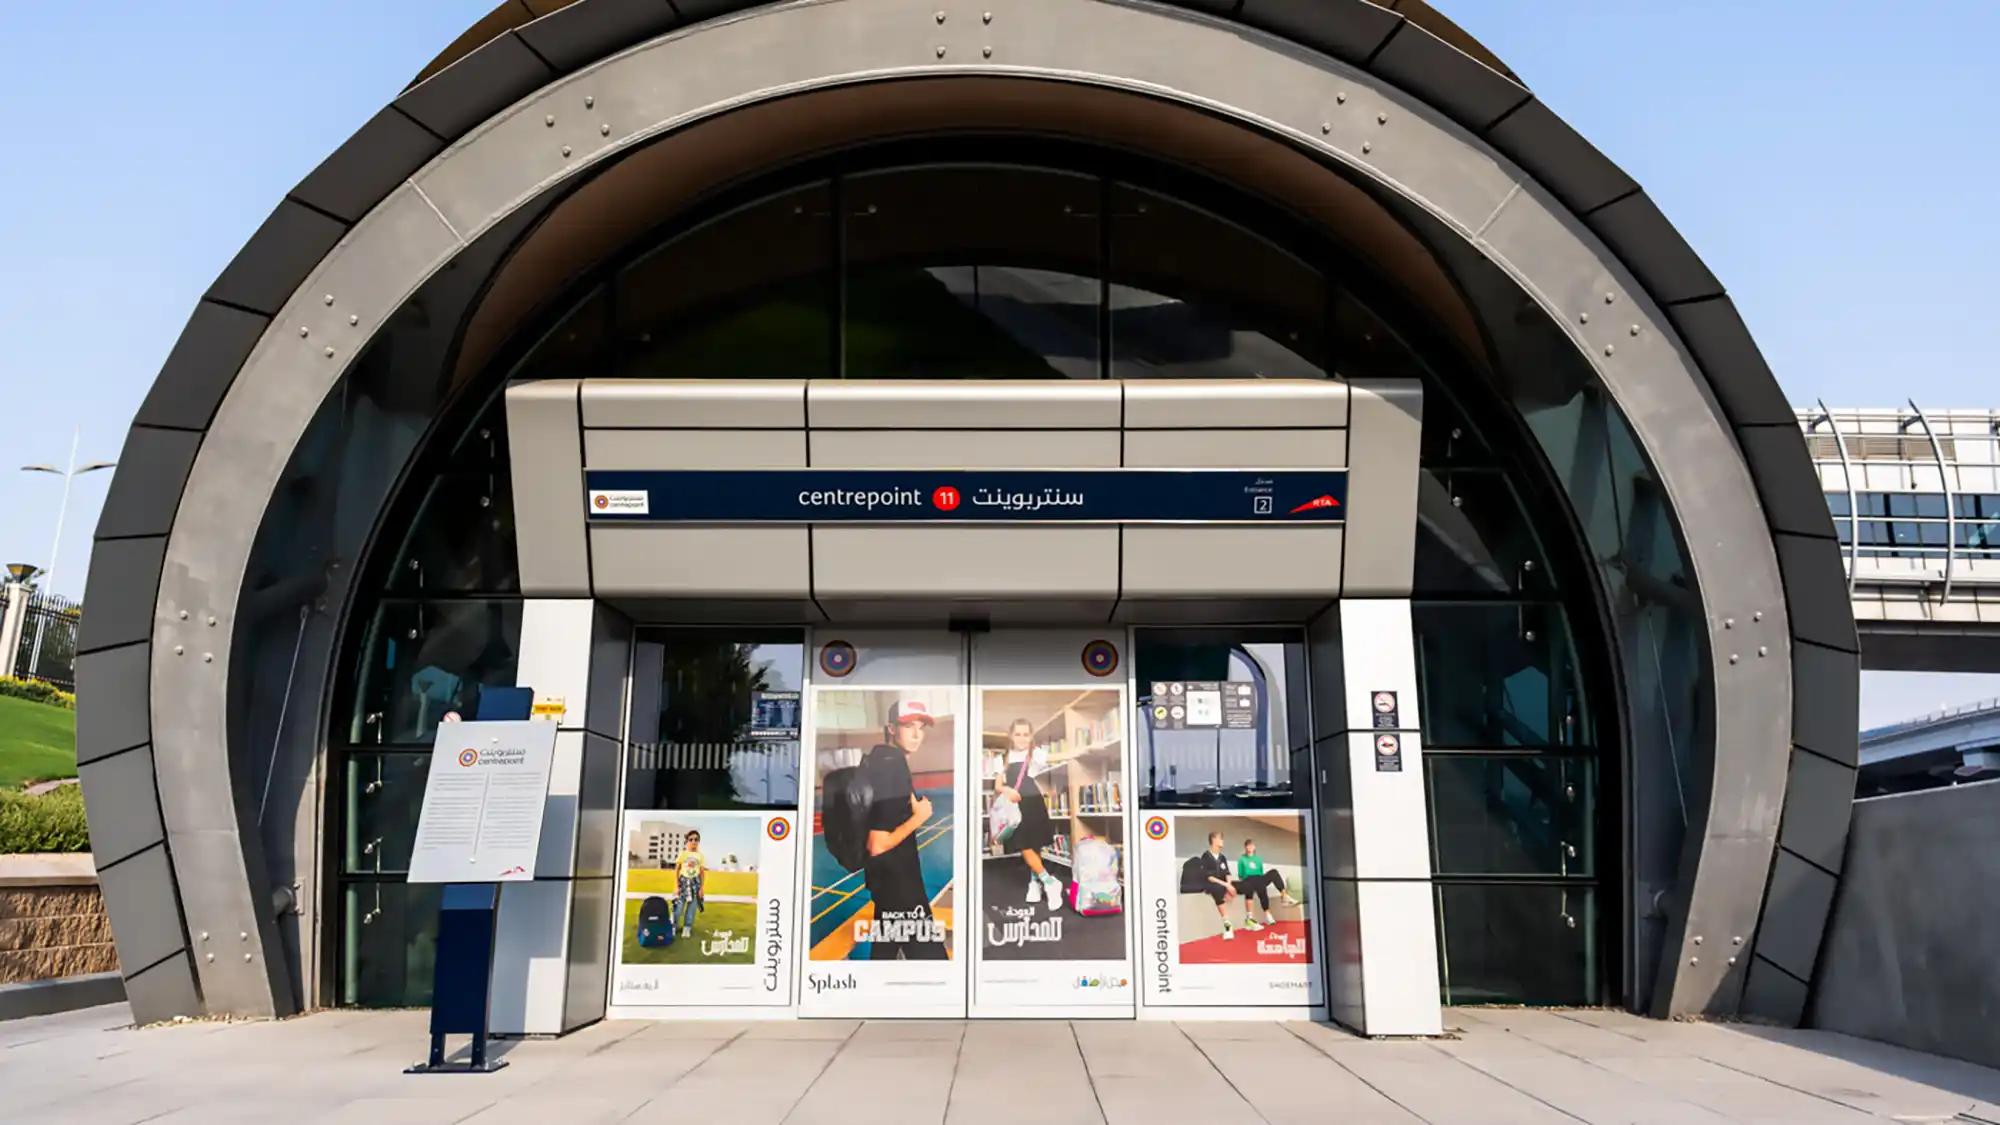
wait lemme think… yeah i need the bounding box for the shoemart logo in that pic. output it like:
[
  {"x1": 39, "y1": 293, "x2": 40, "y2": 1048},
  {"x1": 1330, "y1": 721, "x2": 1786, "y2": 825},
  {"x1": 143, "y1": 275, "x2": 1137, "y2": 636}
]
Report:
[{"x1": 1074, "y1": 975, "x2": 1130, "y2": 991}]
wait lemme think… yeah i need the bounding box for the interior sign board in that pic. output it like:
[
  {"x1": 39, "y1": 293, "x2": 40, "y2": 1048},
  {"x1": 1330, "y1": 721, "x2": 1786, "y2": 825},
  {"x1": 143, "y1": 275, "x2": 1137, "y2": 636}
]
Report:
[
  {"x1": 749, "y1": 691, "x2": 802, "y2": 741},
  {"x1": 582, "y1": 469, "x2": 1347, "y2": 524},
  {"x1": 409, "y1": 721, "x2": 558, "y2": 883},
  {"x1": 1148, "y1": 682, "x2": 1255, "y2": 730}
]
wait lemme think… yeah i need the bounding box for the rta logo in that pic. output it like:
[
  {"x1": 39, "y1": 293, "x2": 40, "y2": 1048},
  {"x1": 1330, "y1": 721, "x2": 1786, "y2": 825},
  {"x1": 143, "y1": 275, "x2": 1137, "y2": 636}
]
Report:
[{"x1": 932, "y1": 486, "x2": 961, "y2": 511}]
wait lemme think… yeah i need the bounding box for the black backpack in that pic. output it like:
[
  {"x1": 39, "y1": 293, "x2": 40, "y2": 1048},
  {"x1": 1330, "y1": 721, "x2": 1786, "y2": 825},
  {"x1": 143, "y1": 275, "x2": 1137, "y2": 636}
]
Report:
[{"x1": 820, "y1": 764, "x2": 878, "y2": 873}]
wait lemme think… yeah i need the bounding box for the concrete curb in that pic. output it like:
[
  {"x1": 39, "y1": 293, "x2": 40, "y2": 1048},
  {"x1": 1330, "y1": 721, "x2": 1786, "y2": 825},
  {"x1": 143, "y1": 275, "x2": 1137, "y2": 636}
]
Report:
[{"x1": 0, "y1": 972, "x2": 125, "y2": 1021}]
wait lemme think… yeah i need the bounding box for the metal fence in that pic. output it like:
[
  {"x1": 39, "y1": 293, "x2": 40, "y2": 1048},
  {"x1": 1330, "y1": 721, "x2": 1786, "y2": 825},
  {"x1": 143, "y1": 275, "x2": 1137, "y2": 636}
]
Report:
[{"x1": 1, "y1": 586, "x2": 82, "y2": 692}]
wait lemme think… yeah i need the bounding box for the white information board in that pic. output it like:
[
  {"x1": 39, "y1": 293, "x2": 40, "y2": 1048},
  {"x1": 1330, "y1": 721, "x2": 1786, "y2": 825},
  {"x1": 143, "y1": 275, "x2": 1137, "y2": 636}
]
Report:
[{"x1": 408, "y1": 721, "x2": 559, "y2": 884}]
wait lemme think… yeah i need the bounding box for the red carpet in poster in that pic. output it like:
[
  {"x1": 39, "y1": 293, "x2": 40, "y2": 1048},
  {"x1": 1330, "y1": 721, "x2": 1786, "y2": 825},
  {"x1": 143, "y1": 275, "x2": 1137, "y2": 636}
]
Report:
[{"x1": 1178, "y1": 920, "x2": 1312, "y2": 964}]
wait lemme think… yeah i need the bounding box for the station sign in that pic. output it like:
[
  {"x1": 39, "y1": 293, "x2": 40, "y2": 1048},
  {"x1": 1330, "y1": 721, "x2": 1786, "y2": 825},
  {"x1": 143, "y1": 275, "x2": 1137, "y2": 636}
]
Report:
[{"x1": 583, "y1": 469, "x2": 1347, "y2": 524}]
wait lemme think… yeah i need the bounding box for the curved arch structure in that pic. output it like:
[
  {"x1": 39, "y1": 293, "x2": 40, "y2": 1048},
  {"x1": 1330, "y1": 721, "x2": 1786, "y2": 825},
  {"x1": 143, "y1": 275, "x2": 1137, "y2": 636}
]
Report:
[{"x1": 78, "y1": 0, "x2": 1857, "y2": 1027}]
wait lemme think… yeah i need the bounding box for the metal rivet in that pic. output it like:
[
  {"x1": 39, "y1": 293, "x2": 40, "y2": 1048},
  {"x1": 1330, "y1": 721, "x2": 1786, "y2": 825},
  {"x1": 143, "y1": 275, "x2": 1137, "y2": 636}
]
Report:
[
  {"x1": 1524, "y1": 630, "x2": 1538, "y2": 642},
  {"x1": 983, "y1": 11, "x2": 992, "y2": 23},
  {"x1": 348, "y1": 315, "x2": 359, "y2": 326},
  {"x1": 243, "y1": 954, "x2": 253, "y2": 963},
  {"x1": 561, "y1": 145, "x2": 572, "y2": 157},
  {"x1": 1336, "y1": 92, "x2": 1347, "y2": 104},
  {"x1": 1603, "y1": 344, "x2": 1615, "y2": 356},
  {"x1": 200, "y1": 932, "x2": 210, "y2": 942},
  {"x1": 584, "y1": 95, "x2": 594, "y2": 109},
  {"x1": 1361, "y1": 142, "x2": 1372, "y2": 154},
  {"x1": 1733, "y1": 936, "x2": 1743, "y2": 945},
  {"x1": 600, "y1": 123, "x2": 611, "y2": 136},
  {"x1": 206, "y1": 953, "x2": 215, "y2": 962},
  {"x1": 203, "y1": 653, "x2": 214, "y2": 663},
  {"x1": 1604, "y1": 292, "x2": 1616, "y2": 304},
  {"x1": 1579, "y1": 312, "x2": 1590, "y2": 324},
  {"x1": 935, "y1": 10, "x2": 946, "y2": 22},
  {"x1": 1728, "y1": 654, "x2": 1739, "y2": 664},
  {"x1": 297, "y1": 326, "x2": 308, "y2": 338},
  {"x1": 1693, "y1": 936, "x2": 1703, "y2": 945},
  {"x1": 1630, "y1": 324, "x2": 1641, "y2": 336},
  {"x1": 1727, "y1": 955, "x2": 1738, "y2": 965},
  {"x1": 1321, "y1": 122, "x2": 1332, "y2": 134},
  {"x1": 1690, "y1": 956, "x2": 1700, "y2": 965},
  {"x1": 207, "y1": 616, "x2": 217, "y2": 627},
  {"x1": 936, "y1": 45, "x2": 947, "y2": 57},
  {"x1": 178, "y1": 610, "x2": 188, "y2": 620},
  {"x1": 324, "y1": 347, "x2": 335, "y2": 358},
  {"x1": 239, "y1": 932, "x2": 248, "y2": 941},
  {"x1": 1725, "y1": 618, "x2": 1735, "y2": 628},
  {"x1": 544, "y1": 114, "x2": 555, "y2": 127},
  {"x1": 1376, "y1": 112, "x2": 1387, "y2": 124},
  {"x1": 323, "y1": 294, "x2": 334, "y2": 306},
  {"x1": 173, "y1": 645, "x2": 184, "y2": 656},
  {"x1": 982, "y1": 46, "x2": 992, "y2": 57},
  {"x1": 1758, "y1": 645, "x2": 1768, "y2": 657},
  {"x1": 1753, "y1": 611, "x2": 1764, "y2": 622}
]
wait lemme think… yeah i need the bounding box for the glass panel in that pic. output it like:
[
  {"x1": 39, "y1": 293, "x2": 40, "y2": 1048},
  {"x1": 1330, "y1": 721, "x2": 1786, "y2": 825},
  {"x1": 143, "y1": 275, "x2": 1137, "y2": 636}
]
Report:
[
  {"x1": 346, "y1": 599, "x2": 523, "y2": 746},
  {"x1": 614, "y1": 183, "x2": 833, "y2": 379},
  {"x1": 1426, "y1": 756, "x2": 1596, "y2": 877},
  {"x1": 340, "y1": 881, "x2": 441, "y2": 1007},
  {"x1": 342, "y1": 752, "x2": 429, "y2": 874},
  {"x1": 1419, "y1": 381, "x2": 1496, "y2": 467},
  {"x1": 1413, "y1": 469, "x2": 1552, "y2": 596},
  {"x1": 1824, "y1": 492, "x2": 1851, "y2": 517},
  {"x1": 1133, "y1": 631, "x2": 1308, "y2": 808},
  {"x1": 1954, "y1": 494, "x2": 2000, "y2": 519},
  {"x1": 1412, "y1": 603, "x2": 1587, "y2": 748},
  {"x1": 625, "y1": 630, "x2": 805, "y2": 810},
  {"x1": 1331, "y1": 290, "x2": 1424, "y2": 382},
  {"x1": 1960, "y1": 522, "x2": 2000, "y2": 549},
  {"x1": 1109, "y1": 184, "x2": 1326, "y2": 379},
  {"x1": 384, "y1": 472, "x2": 518, "y2": 593},
  {"x1": 1436, "y1": 883, "x2": 1599, "y2": 1006},
  {"x1": 846, "y1": 166, "x2": 1101, "y2": 378}
]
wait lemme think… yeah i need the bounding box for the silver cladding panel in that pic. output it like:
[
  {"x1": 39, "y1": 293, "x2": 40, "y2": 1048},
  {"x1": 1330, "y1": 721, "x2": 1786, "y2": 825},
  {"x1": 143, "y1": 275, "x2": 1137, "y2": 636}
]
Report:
[
  {"x1": 581, "y1": 378, "x2": 804, "y2": 428},
  {"x1": 506, "y1": 380, "x2": 590, "y2": 595},
  {"x1": 121, "y1": 0, "x2": 1797, "y2": 1019},
  {"x1": 807, "y1": 377, "x2": 1121, "y2": 429},
  {"x1": 1343, "y1": 380, "x2": 1425, "y2": 595}
]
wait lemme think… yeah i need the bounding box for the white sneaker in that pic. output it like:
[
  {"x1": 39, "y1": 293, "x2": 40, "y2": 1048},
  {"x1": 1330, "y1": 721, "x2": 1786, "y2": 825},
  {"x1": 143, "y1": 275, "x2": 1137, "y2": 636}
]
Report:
[
  {"x1": 1042, "y1": 875, "x2": 1065, "y2": 908},
  {"x1": 1222, "y1": 923, "x2": 1234, "y2": 941},
  {"x1": 1243, "y1": 918, "x2": 1264, "y2": 932},
  {"x1": 1026, "y1": 876, "x2": 1043, "y2": 904}
]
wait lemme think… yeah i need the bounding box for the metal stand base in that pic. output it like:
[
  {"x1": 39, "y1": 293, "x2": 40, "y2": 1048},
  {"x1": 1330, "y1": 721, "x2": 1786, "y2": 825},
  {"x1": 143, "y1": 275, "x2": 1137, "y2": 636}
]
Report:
[{"x1": 404, "y1": 1058, "x2": 509, "y2": 1075}]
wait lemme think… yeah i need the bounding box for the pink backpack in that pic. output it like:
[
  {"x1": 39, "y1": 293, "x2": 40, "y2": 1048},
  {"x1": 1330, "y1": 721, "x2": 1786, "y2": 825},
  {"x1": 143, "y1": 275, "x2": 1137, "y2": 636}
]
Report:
[{"x1": 1066, "y1": 837, "x2": 1123, "y2": 916}]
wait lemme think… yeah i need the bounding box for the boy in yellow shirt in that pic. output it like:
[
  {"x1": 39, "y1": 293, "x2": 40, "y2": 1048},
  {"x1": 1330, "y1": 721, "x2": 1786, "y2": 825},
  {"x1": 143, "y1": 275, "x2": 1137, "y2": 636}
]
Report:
[{"x1": 673, "y1": 830, "x2": 706, "y2": 938}]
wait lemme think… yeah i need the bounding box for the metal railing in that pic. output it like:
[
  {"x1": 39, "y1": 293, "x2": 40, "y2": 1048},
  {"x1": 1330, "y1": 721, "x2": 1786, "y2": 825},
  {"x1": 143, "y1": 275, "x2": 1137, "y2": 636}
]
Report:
[{"x1": 0, "y1": 584, "x2": 82, "y2": 692}]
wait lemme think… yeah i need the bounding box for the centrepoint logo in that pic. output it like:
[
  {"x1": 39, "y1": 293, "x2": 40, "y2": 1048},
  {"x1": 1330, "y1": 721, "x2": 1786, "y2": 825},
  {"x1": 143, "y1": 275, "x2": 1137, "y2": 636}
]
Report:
[
  {"x1": 457, "y1": 748, "x2": 479, "y2": 768},
  {"x1": 593, "y1": 494, "x2": 609, "y2": 510},
  {"x1": 932, "y1": 485, "x2": 961, "y2": 511}
]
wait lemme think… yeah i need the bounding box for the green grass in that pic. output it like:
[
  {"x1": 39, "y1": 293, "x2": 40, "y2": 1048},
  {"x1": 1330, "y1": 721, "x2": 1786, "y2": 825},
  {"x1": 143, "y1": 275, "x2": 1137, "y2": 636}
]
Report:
[
  {"x1": 0, "y1": 694, "x2": 77, "y2": 789},
  {"x1": 620, "y1": 897, "x2": 759, "y2": 965}
]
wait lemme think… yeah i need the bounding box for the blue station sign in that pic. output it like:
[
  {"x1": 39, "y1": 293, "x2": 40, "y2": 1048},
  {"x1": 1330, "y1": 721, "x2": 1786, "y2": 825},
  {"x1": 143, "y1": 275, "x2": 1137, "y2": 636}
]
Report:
[{"x1": 583, "y1": 469, "x2": 1347, "y2": 524}]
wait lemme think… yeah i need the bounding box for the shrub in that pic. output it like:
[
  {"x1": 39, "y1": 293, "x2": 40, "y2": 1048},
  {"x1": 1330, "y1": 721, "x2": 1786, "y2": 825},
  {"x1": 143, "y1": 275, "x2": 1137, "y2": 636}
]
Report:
[
  {"x1": 0, "y1": 677, "x2": 75, "y2": 710},
  {"x1": 0, "y1": 785, "x2": 90, "y2": 853}
]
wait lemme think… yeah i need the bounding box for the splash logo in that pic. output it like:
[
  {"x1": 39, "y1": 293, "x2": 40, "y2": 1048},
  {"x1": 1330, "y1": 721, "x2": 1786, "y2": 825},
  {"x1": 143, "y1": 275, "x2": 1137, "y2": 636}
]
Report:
[
  {"x1": 1289, "y1": 494, "x2": 1341, "y2": 515},
  {"x1": 932, "y1": 485, "x2": 962, "y2": 511},
  {"x1": 767, "y1": 817, "x2": 792, "y2": 841},
  {"x1": 456, "y1": 748, "x2": 480, "y2": 768},
  {"x1": 1144, "y1": 815, "x2": 1169, "y2": 841}
]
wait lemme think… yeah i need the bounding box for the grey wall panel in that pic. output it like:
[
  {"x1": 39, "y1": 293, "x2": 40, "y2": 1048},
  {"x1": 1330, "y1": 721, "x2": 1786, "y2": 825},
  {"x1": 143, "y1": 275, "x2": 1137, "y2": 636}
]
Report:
[
  {"x1": 815, "y1": 526, "x2": 1119, "y2": 600},
  {"x1": 808, "y1": 380, "x2": 1120, "y2": 430},
  {"x1": 519, "y1": 0, "x2": 681, "y2": 73},
  {"x1": 562, "y1": 876, "x2": 614, "y2": 1032},
  {"x1": 1752, "y1": 850, "x2": 1838, "y2": 982},
  {"x1": 133, "y1": 302, "x2": 269, "y2": 431},
  {"x1": 1777, "y1": 752, "x2": 1857, "y2": 875},
  {"x1": 1741, "y1": 958, "x2": 1809, "y2": 1028},
  {"x1": 583, "y1": 428, "x2": 806, "y2": 469},
  {"x1": 1342, "y1": 380, "x2": 1424, "y2": 595},
  {"x1": 1112, "y1": 597, "x2": 1332, "y2": 625},
  {"x1": 1237, "y1": 0, "x2": 1402, "y2": 65},
  {"x1": 1776, "y1": 533, "x2": 1862, "y2": 654},
  {"x1": 576, "y1": 734, "x2": 621, "y2": 880},
  {"x1": 121, "y1": 951, "x2": 202, "y2": 1025},
  {"x1": 1663, "y1": 297, "x2": 1797, "y2": 428},
  {"x1": 1812, "y1": 783, "x2": 2000, "y2": 1068},
  {"x1": 1125, "y1": 379, "x2": 1348, "y2": 429},
  {"x1": 1122, "y1": 527, "x2": 1343, "y2": 600},
  {"x1": 203, "y1": 201, "x2": 348, "y2": 316},
  {"x1": 610, "y1": 596, "x2": 823, "y2": 625},
  {"x1": 77, "y1": 748, "x2": 164, "y2": 869},
  {"x1": 1368, "y1": 24, "x2": 1527, "y2": 131},
  {"x1": 1737, "y1": 425, "x2": 1839, "y2": 540},
  {"x1": 1791, "y1": 642, "x2": 1860, "y2": 766},
  {"x1": 1307, "y1": 606, "x2": 1347, "y2": 739},
  {"x1": 1582, "y1": 192, "x2": 1724, "y2": 305},
  {"x1": 506, "y1": 380, "x2": 591, "y2": 595},
  {"x1": 1314, "y1": 737, "x2": 1358, "y2": 880},
  {"x1": 95, "y1": 845, "x2": 187, "y2": 975},
  {"x1": 95, "y1": 427, "x2": 202, "y2": 540},
  {"x1": 585, "y1": 605, "x2": 633, "y2": 743},
  {"x1": 1483, "y1": 99, "x2": 1636, "y2": 217},
  {"x1": 580, "y1": 379, "x2": 804, "y2": 428},
  {"x1": 393, "y1": 32, "x2": 554, "y2": 139},
  {"x1": 289, "y1": 106, "x2": 445, "y2": 224},
  {"x1": 76, "y1": 538, "x2": 166, "y2": 655},
  {"x1": 1121, "y1": 429, "x2": 1345, "y2": 468},
  {"x1": 811, "y1": 429, "x2": 1120, "y2": 468},
  {"x1": 591, "y1": 526, "x2": 809, "y2": 598},
  {"x1": 75, "y1": 645, "x2": 150, "y2": 763}
]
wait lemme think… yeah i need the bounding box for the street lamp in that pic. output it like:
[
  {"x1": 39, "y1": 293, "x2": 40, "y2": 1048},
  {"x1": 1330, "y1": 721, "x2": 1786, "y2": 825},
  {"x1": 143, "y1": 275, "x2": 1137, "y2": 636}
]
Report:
[{"x1": 20, "y1": 426, "x2": 116, "y2": 596}]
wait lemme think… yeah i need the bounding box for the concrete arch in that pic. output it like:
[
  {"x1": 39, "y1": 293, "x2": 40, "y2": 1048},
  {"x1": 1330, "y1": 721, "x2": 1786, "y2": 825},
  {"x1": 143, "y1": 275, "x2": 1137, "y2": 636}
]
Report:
[{"x1": 78, "y1": 0, "x2": 1855, "y2": 1024}]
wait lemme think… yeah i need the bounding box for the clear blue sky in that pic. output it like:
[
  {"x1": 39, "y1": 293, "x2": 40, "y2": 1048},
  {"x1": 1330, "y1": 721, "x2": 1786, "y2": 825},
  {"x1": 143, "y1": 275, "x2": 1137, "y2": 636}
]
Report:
[{"x1": 1, "y1": 2, "x2": 1994, "y2": 721}]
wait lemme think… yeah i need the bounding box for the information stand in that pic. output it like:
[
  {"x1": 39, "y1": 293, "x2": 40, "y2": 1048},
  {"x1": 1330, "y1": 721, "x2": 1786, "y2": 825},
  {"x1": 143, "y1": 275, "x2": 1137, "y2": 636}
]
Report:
[{"x1": 404, "y1": 715, "x2": 556, "y2": 1074}]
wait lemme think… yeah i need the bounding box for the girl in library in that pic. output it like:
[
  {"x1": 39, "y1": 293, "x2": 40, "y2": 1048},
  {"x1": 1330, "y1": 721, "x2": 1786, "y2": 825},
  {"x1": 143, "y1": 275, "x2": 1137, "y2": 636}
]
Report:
[{"x1": 994, "y1": 717, "x2": 1064, "y2": 908}]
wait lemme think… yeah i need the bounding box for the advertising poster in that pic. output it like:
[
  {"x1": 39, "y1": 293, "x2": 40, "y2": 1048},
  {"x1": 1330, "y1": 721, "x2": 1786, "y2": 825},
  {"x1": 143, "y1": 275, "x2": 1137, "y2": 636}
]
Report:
[
  {"x1": 973, "y1": 686, "x2": 1132, "y2": 1011},
  {"x1": 1138, "y1": 810, "x2": 1322, "y2": 1009},
  {"x1": 803, "y1": 686, "x2": 961, "y2": 1014},
  {"x1": 611, "y1": 810, "x2": 798, "y2": 1008}
]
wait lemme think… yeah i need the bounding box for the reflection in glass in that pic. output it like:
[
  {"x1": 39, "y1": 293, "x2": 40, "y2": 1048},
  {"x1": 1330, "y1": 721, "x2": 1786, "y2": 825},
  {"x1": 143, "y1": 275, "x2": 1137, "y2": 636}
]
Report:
[
  {"x1": 1414, "y1": 469, "x2": 1551, "y2": 596},
  {"x1": 343, "y1": 753, "x2": 429, "y2": 874},
  {"x1": 1426, "y1": 756, "x2": 1595, "y2": 877},
  {"x1": 347, "y1": 600, "x2": 523, "y2": 747},
  {"x1": 1134, "y1": 632, "x2": 1306, "y2": 809},
  {"x1": 1412, "y1": 603, "x2": 1586, "y2": 748},
  {"x1": 1434, "y1": 883, "x2": 1599, "y2": 1006},
  {"x1": 626, "y1": 631, "x2": 805, "y2": 810},
  {"x1": 341, "y1": 881, "x2": 441, "y2": 1007}
]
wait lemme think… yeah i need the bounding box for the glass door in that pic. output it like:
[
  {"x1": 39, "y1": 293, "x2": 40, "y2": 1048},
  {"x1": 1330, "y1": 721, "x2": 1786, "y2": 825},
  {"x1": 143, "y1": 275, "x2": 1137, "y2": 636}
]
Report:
[
  {"x1": 968, "y1": 631, "x2": 1136, "y2": 1017},
  {"x1": 800, "y1": 632, "x2": 967, "y2": 1017}
]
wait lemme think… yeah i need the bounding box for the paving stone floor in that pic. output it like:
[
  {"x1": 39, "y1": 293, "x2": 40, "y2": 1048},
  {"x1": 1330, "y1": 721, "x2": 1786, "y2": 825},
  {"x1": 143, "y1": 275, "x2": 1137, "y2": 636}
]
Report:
[{"x1": 7, "y1": 1003, "x2": 2000, "y2": 1123}]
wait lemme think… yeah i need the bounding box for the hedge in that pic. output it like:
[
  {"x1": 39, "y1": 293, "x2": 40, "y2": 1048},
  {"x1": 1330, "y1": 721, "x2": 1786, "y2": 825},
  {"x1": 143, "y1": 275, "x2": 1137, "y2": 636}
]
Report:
[
  {"x1": 0, "y1": 785, "x2": 90, "y2": 853},
  {"x1": 0, "y1": 677, "x2": 75, "y2": 710}
]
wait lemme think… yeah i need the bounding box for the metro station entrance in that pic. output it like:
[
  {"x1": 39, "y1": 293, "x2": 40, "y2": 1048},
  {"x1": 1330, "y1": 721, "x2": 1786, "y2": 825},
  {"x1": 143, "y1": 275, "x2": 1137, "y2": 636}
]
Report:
[{"x1": 609, "y1": 626, "x2": 1325, "y2": 1021}]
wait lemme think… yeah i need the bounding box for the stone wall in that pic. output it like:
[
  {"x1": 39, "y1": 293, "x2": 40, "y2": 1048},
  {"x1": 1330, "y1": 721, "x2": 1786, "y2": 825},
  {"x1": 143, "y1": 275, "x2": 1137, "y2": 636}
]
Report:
[
  {"x1": 0, "y1": 855, "x2": 118, "y2": 984},
  {"x1": 1810, "y1": 779, "x2": 2000, "y2": 1070}
]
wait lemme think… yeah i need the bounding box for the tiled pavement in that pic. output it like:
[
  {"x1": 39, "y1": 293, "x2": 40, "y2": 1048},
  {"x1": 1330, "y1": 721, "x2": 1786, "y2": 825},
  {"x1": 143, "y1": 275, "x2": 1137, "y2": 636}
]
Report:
[{"x1": 6, "y1": 1003, "x2": 2000, "y2": 1123}]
